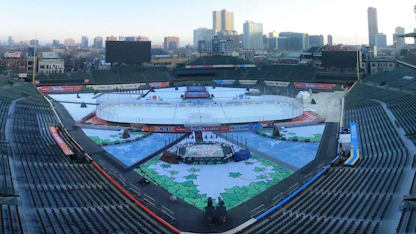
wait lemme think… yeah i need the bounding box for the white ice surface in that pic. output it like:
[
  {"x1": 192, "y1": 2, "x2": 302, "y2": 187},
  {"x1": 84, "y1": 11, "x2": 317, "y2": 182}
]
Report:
[
  {"x1": 282, "y1": 124, "x2": 325, "y2": 138},
  {"x1": 61, "y1": 103, "x2": 95, "y2": 121},
  {"x1": 49, "y1": 93, "x2": 100, "y2": 103},
  {"x1": 82, "y1": 128, "x2": 144, "y2": 142},
  {"x1": 99, "y1": 102, "x2": 298, "y2": 124}
]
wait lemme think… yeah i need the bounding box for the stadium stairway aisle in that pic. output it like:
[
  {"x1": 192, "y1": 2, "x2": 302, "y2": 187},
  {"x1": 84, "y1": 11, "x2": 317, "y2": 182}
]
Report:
[
  {"x1": 0, "y1": 79, "x2": 175, "y2": 234},
  {"x1": 3, "y1": 98, "x2": 26, "y2": 233},
  {"x1": 12, "y1": 101, "x2": 174, "y2": 233},
  {"x1": 242, "y1": 82, "x2": 415, "y2": 234},
  {"x1": 368, "y1": 99, "x2": 416, "y2": 233}
]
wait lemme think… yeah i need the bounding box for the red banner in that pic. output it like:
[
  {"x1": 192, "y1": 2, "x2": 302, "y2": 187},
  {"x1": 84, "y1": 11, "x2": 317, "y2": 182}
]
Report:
[
  {"x1": 39, "y1": 86, "x2": 83, "y2": 93},
  {"x1": 294, "y1": 82, "x2": 335, "y2": 90},
  {"x1": 48, "y1": 127, "x2": 74, "y2": 156}
]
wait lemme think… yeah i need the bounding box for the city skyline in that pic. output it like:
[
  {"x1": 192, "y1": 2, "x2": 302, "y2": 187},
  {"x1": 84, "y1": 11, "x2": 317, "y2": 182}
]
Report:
[{"x1": 1, "y1": 0, "x2": 416, "y2": 46}]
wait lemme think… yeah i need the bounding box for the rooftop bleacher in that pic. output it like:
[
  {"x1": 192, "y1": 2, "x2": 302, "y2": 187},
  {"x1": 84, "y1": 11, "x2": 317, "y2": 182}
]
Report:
[
  {"x1": 362, "y1": 66, "x2": 416, "y2": 92},
  {"x1": 32, "y1": 62, "x2": 362, "y2": 86},
  {"x1": 187, "y1": 55, "x2": 251, "y2": 65}
]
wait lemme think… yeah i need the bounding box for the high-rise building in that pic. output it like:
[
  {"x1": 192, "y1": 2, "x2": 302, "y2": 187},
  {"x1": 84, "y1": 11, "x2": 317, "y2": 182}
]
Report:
[
  {"x1": 309, "y1": 35, "x2": 324, "y2": 48},
  {"x1": 268, "y1": 37, "x2": 278, "y2": 50},
  {"x1": 29, "y1": 39, "x2": 39, "y2": 47},
  {"x1": 414, "y1": 28, "x2": 416, "y2": 45},
  {"x1": 221, "y1": 9, "x2": 234, "y2": 32},
  {"x1": 212, "y1": 36, "x2": 230, "y2": 54},
  {"x1": 193, "y1": 28, "x2": 215, "y2": 47},
  {"x1": 243, "y1": 21, "x2": 263, "y2": 50},
  {"x1": 106, "y1": 36, "x2": 117, "y2": 41},
  {"x1": 268, "y1": 31, "x2": 279, "y2": 51},
  {"x1": 151, "y1": 44, "x2": 163, "y2": 49},
  {"x1": 393, "y1": 27, "x2": 405, "y2": 48},
  {"x1": 137, "y1": 36, "x2": 149, "y2": 41},
  {"x1": 163, "y1": 36, "x2": 180, "y2": 50},
  {"x1": 198, "y1": 36, "x2": 233, "y2": 55},
  {"x1": 64, "y1": 38, "x2": 75, "y2": 47},
  {"x1": 213, "y1": 11, "x2": 221, "y2": 33},
  {"x1": 327, "y1": 35, "x2": 333, "y2": 45},
  {"x1": 368, "y1": 7, "x2": 379, "y2": 46},
  {"x1": 93, "y1": 37, "x2": 103, "y2": 49},
  {"x1": 374, "y1": 33, "x2": 387, "y2": 48},
  {"x1": 217, "y1": 30, "x2": 241, "y2": 50},
  {"x1": 7, "y1": 36, "x2": 13, "y2": 46},
  {"x1": 277, "y1": 37, "x2": 290, "y2": 51},
  {"x1": 269, "y1": 31, "x2": 279, "y2": 38},
  {"x1": 52, "y1": 40, "x2": 60, "y2": 48},
  {"x1": 212, "y1": 9, "x2": 234, "y2": 33},
  {"x1": 263, "y1": 35, "x2": 269, "y2": 50},
  {"x1": 81, "y1": 36, "x2": 89, "y2": 48},
  {"x1": 124, "y1": 36, "x2": 136, "y2": 41},
  {"x1": 279, "y1": 32, "x2": 309, "y2": 51}
]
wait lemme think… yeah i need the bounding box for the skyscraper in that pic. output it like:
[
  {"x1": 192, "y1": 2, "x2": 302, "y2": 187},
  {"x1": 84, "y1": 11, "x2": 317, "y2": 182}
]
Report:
[
  {"x1": 124, "y1": 36, "x2": 136, "y2": 41},
  {"x1": 212, "y1": 9, "x2": 234, "y2": 33},
  {"x1": 268, "y1": 31, "x2": 279, "y2": 50},
  {"x1": 164, "y1": 36, "x2": 180, "y2": 50},
  {"x1": 277, "y1": 37, "x2": 290, "y2": 51},
  {"x1": 393, "y1": 27, "x2": 405, "y2": 48},
  {"x1": 243, "y1": 21, "x2": 263, "y2": 50},
  {"x1": 279, "y1": 32, "x2": 309, "y2": 51},
  {"x1": 374, "y1": 33, "x2": 387, "y2": 48},
  {"x1": 368, "y1": 7, "x2": 379, "y2": 46},
  {"x1": 106, "y1": 36, "x2": 117, "y2": 41},
  {"x1": 213, "y1": 11, "x2": 221, "y2": 33},
  {"x1": 7, "y1": 36, "x2": 13, "y2": 46},
  {"x1": 193, "y1": 28, "x2": 215, "y2": 47},
  {"x1": 137, "y1": 36, "x2": 149, "y2": 41},
  {"x1": 64, "y1": 38, "x2": 75, "y2": 47},
  {"x1": 414, "y1": 28, "x2": 416, "y2": 45},
  {"x1": 327, "y1": 35, "x2": 333, "y2": 46},
  {"x1": 81, "y1": 36, "x2": 88, "y2": 48},
  {"x1": 269, "y1": 31, "x2": 279, "y2": 38},
  {"x1": 93, "y1": 37, "x2": 103, "y2": 49},
  {"x1": 221, "y1": 10, "x2": 234, "y2": 32},
  {"x1": 308, "y1": 35, "x2": 324, "y2": 48},
  {"x1": 52, "y1": 40, "x2": 60, "y2": 48},
  {"x1": 29, "y1": 39, "x2": 39, "y2": 47}
]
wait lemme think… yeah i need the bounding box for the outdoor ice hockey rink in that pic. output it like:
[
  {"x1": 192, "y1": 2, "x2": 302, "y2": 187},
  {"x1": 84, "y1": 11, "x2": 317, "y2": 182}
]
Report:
[{"x1": 96, "y1": 87, "x2": 303, "y2": 125}]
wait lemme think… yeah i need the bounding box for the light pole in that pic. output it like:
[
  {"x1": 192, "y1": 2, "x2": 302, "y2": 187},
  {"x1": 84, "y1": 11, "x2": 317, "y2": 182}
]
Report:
[{"x1": 32, "y1": 46, "x2": 36, "y2": 85}]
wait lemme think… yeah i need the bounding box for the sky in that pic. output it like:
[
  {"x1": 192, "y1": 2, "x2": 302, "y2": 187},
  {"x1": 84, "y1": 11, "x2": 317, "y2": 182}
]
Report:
[{"x1": 1, "y1": 0, "x2": 415, "y2": 46}]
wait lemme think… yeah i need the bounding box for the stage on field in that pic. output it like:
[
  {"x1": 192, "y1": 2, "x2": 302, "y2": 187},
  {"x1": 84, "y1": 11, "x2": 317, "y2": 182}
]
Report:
[{"x1": 136, "y1": 154, "x2": 293, "y2": 210}]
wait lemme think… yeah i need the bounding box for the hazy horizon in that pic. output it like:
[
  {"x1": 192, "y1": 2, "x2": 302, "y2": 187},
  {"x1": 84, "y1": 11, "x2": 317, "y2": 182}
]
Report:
[{"x1": 1, "y1": 0, "x2": 416, "y2": 46}]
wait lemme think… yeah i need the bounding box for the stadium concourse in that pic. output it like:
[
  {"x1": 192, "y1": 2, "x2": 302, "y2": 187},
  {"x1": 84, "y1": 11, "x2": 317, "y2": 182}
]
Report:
[{"x1": 0, "y1": 61, "x2": 415, "y2": 234}]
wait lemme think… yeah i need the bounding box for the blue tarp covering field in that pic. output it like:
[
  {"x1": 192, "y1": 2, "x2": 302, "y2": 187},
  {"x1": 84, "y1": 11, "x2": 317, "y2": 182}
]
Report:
[
  {"x1": 226, "y1": 131, "x2": 319, "y2": 168},
  {"x1": 103, "y1": 133, "x2": 182, "y2": 166}
]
